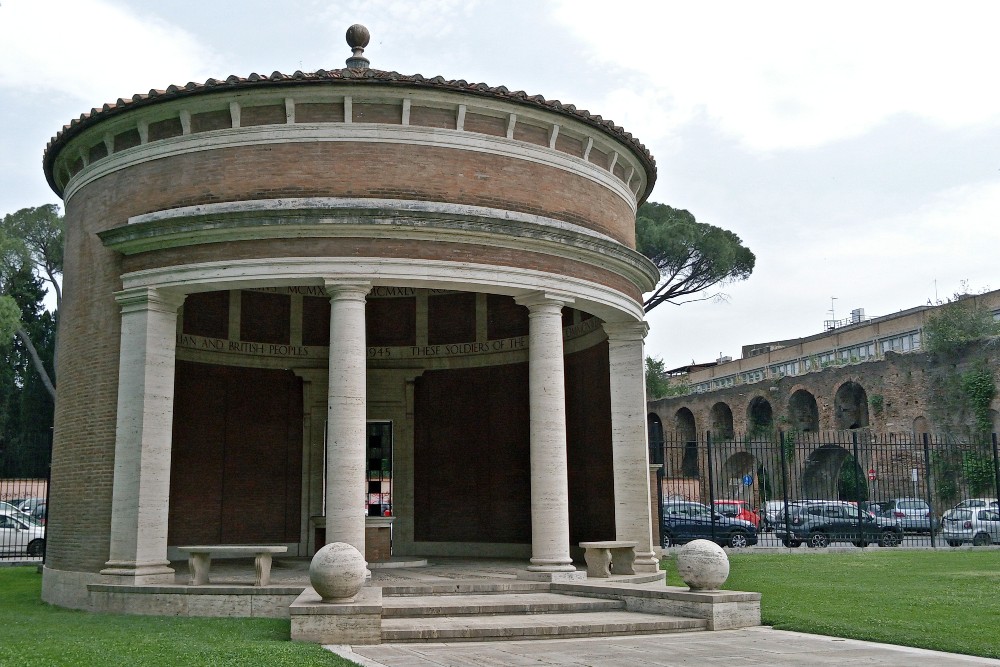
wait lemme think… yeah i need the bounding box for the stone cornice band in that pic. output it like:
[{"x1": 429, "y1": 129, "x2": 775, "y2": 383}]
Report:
[{"x1": 99, "y1": 198, "x2": 661, "y2": 295}]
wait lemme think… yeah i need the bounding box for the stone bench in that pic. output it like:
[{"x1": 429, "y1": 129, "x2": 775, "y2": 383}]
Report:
[
  {"x1": 177, "y1": 545, "x2": 287, "y2": 586},
  {"x1": 579, "y1": 540, "x2": 638, "y2": 578}
]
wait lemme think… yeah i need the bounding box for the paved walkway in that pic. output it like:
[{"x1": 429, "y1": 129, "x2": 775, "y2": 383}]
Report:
[
  {"x1": 190, "y1": 556, "x2": 998, "y2": 665},
  {"x1": 331, "y1": 628, "x2": 1000, "y2": 666}
]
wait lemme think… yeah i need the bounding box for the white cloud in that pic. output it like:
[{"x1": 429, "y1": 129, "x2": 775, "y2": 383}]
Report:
[
  {"x1": 819, "y1": 180, "x2": 1000, "y2": 284},
  {"x1": 320, "y1": 0, "x2": 483, "y2": 61},
  {"x1": 550, "y1": 0, "x2": 1000, "y2": 152},
  {"x1": 0, "y1": 0, "x2": 221, "y2": 106}
]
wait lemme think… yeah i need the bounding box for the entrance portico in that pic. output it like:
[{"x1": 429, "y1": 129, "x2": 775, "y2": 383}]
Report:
[{"x1": 97, "y1": 265, "x2": 657, "y2": 585}]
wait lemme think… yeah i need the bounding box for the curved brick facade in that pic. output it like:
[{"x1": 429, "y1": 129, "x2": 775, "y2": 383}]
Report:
[{"x1": 41, "y1": 51, "x2": 662, "y2": 610}]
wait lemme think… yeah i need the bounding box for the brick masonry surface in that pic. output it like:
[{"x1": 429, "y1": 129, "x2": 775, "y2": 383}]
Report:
[{"x1": 51, "y1": 113, "x2": 642, "y2": 575}]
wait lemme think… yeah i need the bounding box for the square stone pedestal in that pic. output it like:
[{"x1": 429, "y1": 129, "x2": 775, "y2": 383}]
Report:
[{"x1": 290, "y1": 586, "x2": 382, "y2": 644}]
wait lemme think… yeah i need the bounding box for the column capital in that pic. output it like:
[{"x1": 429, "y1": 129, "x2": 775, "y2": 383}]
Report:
[
  {"x1": 323, "y1": 279, "x2": 371, "y2": 301},
  {"x1": 514, "y1": 291, "x2": 575, "y2": 311},
  {"x1": 113, "y1": 287, "x2": 186, "y2": 315},
  {"x1": 602, "y1": 320, "x2": 649, "y2": 341}
]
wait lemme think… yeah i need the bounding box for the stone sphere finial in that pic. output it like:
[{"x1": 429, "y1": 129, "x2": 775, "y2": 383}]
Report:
[
  {"x1": 346, "y1": 24, "x2": 371, "y2": 70},
  {"x1": 310, "y1": 542, "x2": 367, "y2": 602},
  {"x1": 675, "y1": 539, "x2": 730, "y2": 591}
]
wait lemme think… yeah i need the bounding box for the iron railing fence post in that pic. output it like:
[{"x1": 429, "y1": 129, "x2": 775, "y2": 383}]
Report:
[
  {"x1": 656, "y1": 464, "x2": 665, "y2": 549},
  {"x1": 779, "y1": 430, "x2": 791, "y2": 547},
  {"x1": 852, "y1": 431, "x2": 864, "y2": 538},
  {"x1": 992, "y1": 433, "x2": 1000, "y2": 505},
  {"x1": 706, "y1": 431, "x2": 716, "y2": 543},
  {"x1": 922, "y1": 433, "x2": 936, "y2": 548}
]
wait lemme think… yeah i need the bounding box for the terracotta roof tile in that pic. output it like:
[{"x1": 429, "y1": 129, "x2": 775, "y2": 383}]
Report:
[{"x1": 44, "y1": 67, "x2": 656, "y2": 199}]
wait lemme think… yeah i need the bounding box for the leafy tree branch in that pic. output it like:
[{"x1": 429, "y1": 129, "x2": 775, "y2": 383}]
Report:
[{"x1": 636, "y1": 202, "x2": 755, "y2": 313}]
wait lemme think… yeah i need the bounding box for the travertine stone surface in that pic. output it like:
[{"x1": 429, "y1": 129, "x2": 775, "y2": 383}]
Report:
[
  {"x1": 603, "y1": 322, "x2": 659, "y2": 573},
  {"x1": 310, "y1": 542, "x2": 368, "y2": 602},
  {"x1": 100, "y1": 288, "x2": 185, "y2": 583},
  {"x1": 676, "y1": 539, "x2": 730, "y2": 591},
  {"x1": 516, "y1": 292, "x2": 576, "y2": 573},
  {"x1": 325, "y1": 282, "x2": 370, "y2": 555}
]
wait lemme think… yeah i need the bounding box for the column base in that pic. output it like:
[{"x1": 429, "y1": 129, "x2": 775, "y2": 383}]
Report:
[
  {"x1": 632, "y1": 551, "x2": 662, "y2": 573},
  {"x1": 100, "y1": 560, "x2": 175, "y2": 585},
  {"x1": 527, "y1": 556, "x2": 577, "y2": 572},
  {"x1": 517, "y1": 568, "x2": 586, "y2": 582}
]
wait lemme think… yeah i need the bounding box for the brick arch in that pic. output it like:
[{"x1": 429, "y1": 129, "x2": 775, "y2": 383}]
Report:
[
  {"x1": 747, "y1": 395, "x2": 774, "y2": 432},
  {"x1": 647, "y1": 413, "x2": 664, "y2": 465},
  {"x1": 834, "y1": 380, "x2": 870, "y2": 430},
  {"x1": 674, "y1": 407, "x2": 699, "y2": 478},
  {"x1": 710, "y1": 402, "x2": 734, "y2": 439},
  {"x1": 788, "y1": 389, "x2": 820, "y2": 432},
  {"x1": 674, "y1": 407, "x2": 697, "y2": 439}
]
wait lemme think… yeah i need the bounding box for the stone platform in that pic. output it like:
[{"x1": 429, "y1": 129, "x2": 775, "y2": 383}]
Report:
[{"x1": 82, "y1": 557, "x2": 760, "y2": 644}]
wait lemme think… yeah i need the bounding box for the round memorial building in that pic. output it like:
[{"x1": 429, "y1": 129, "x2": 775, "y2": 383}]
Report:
[{"x1": 40, "y1": 26, "x2": 660, "y2": 609}]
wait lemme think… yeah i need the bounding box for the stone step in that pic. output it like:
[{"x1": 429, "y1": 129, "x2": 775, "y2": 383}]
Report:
[
  {"x1": 381, "y1": 580, "x2": 549, "y2": 597},
  {"x1": 382, "y1": 592, "x2": 625, "y2": 617},
  {"x1": 381, "y1": 610, "x2": 708, "y2": 642}
]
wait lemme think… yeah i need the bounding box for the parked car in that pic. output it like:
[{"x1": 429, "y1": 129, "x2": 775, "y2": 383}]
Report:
[
  {"x1": 0, "y1": 501, "x2": 31, "y2": 521},
  {"x1": 953, "y1": 498, "x2": 999, "y2": 512},
  {"x1": 877, "y1": 497, "x2": 936, "y2": 533},
  {"x1": 0, "y1": 510, "x2": 46, "y2": 556},
  {"x1": 760, "y1": 500, "x2": 787, "y2": 530},
  {"x1": 662, "y1": 501, "x2": 758, "y2": 549},
  {"x1": 712, "y1": 500, "x2": 760, "y2": 527},
  {"x1": 29, "y1": 502, "x2": 46, "y2": 525},
  {"x1": 941, "y1": 508, "x2": 1000, "y2": 546},
  {"x1": 774, "y1": 501, "x2": 902, "y2": 548},
  {"x1": 13, "y1": 497, "x2": 45, "y2": 515}
]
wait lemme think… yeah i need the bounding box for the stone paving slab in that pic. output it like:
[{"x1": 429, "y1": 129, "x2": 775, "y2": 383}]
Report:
[
  {"x1": 381, "y1": 610, "x2": 705, "y2": 642},
  {"x1": 382, "y1": 592, "x2": 624, "y2": 617},
  {"x1": 333, "y1": 627, "x2": 1000, "y2": 666}
]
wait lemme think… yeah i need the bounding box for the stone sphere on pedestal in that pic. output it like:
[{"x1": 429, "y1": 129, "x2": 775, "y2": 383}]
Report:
[
  {"x1": 676, "y1": 539, "x2": 729, "y2": 591},
  {"x1": 309, "y1": 542, "x2": 367, "y2": 602}
]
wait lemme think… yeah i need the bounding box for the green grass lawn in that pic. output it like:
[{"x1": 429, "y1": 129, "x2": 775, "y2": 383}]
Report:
[
  {"x1": 0, "y1": 567, "x2": 356, "y2": 667},
  {"x1": 5, "y1": 552, "x2": 999, "y2": 664},
  {"x1": 664, "y1": 549, "x2": 1000, "y2": 659}
]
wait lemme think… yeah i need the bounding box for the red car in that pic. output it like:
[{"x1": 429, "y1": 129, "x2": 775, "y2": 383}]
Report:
[{"x1": 712, "y1": 500, "x2": 760, "y2": 527}]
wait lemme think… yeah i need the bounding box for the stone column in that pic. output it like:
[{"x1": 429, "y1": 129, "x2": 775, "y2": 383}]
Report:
[
  {"x1": 603, "y1": 321, "x2": 659, "y2": 572},
  {"x1": 101, "y1": 287, "x2": 185, "y2": 583},
  {"x1": 515, "y1": 292, "x2": 578, "y2": 576},
  {"x1": 324, "y1": 281, "x2": 370, "y2": 556}
]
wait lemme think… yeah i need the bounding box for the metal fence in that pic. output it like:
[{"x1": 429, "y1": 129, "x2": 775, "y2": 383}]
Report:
[
  {"x1": 653, "y1": 430, "x2": 1000, "y2": 548},
  {"x1": 0, "y1": 450, "x2": 49, "y2": 562}
]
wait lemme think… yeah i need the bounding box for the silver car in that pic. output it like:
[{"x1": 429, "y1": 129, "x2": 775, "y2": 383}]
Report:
[
  {"x1": 954, "y1": 498, "x2": 999, "y2": 512},
  {"x1": 878, "y1": 497, "x2": 935, "y2": 533},
  {"x1": 0, "y1": 510, "x2": 46, "y2": 556},
  {"x1": 941, "y1": 508, "x2": 1000, "y2": 546}
]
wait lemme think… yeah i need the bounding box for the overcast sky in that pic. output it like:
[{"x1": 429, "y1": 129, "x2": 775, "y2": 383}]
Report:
[{"x1": 2, "y1": 0, "x2": 998, "y2": 368}]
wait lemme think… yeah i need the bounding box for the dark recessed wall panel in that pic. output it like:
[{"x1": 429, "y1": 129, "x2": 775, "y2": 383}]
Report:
[
  {"x1": 182, "y1": 290, "x2": 230, "y2": 339},
  {"x1": 487, "y1": 294, "x2": 528, "y2": 340},
  {"x1": 428, "y1": 292, "x2": 476, "y2": 345},
  {"x1": 414, "y1": 363, "x2": 531, "y2": 543},
  {"x1": 367, "y1": 297, "x2": 416, "y2": 346},
  {"x1": 302, "y1": 295, "x2": 331, "y2": 346},
  {"x1": 240, "y1": 291, "x2": 290, "y2": 344},
  {"x1": 169, "y1": 362, "x2": 302, "y2": 545},
  {"x1": 565, "y1": 341, "x2": 615, "y2": 543}
]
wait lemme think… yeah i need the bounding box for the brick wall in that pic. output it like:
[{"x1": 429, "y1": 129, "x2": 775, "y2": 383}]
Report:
[{"x1": 51, "y1": 108, "x2": 641, "y2": 574}]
